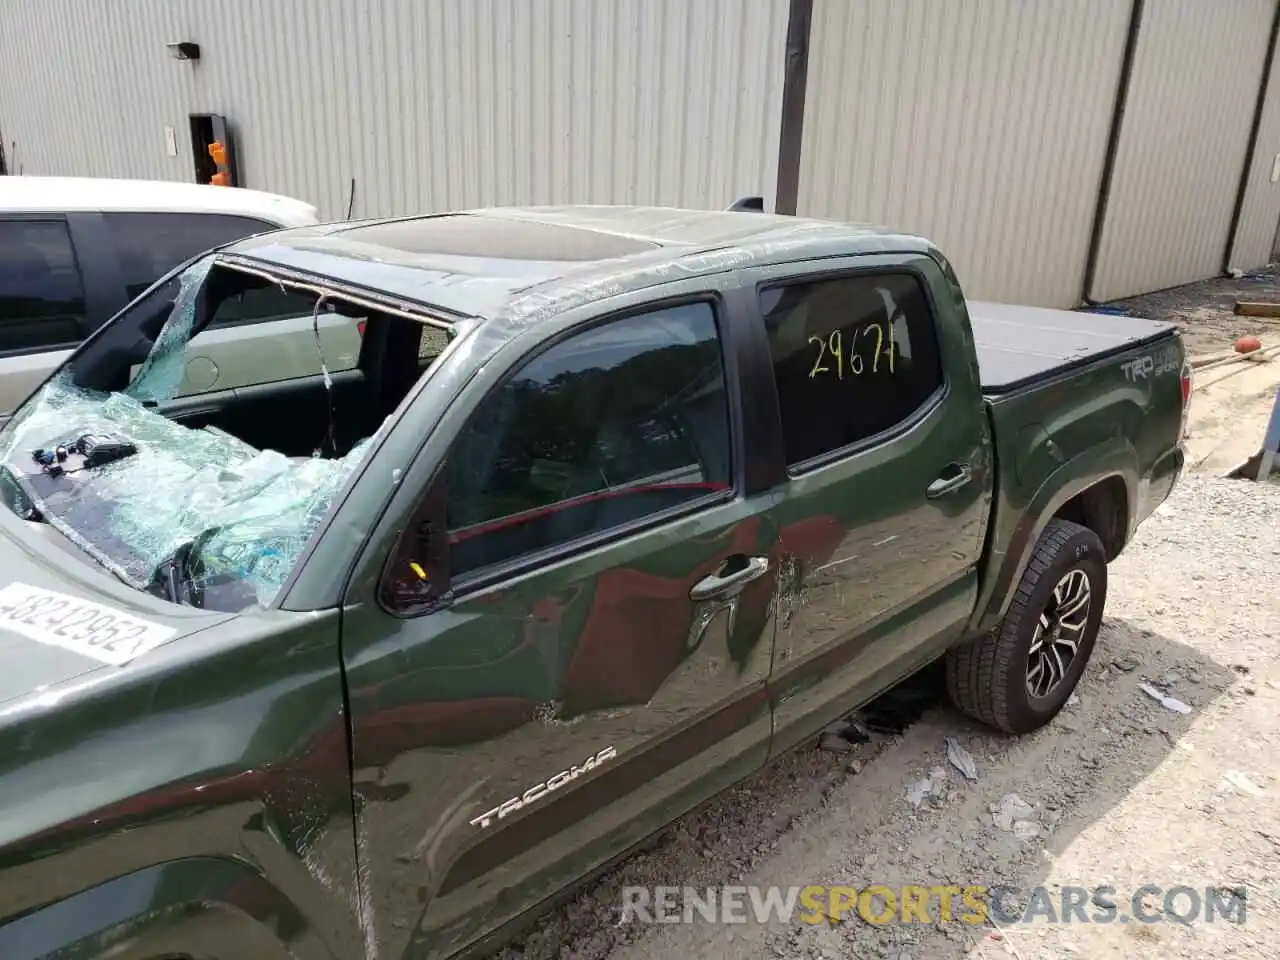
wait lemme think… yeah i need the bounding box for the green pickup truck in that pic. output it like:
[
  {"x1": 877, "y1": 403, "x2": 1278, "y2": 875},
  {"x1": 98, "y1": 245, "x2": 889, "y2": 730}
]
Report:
[{"x1": 0, "y1": 205, "x2": 1188, "y2": 959}]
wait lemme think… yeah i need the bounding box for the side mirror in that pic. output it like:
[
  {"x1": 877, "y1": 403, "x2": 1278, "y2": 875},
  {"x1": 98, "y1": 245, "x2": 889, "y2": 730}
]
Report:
[
  {"x1": 727, "y1": 196, "x2": 764, "y2": 213},
  {"x1": 381, "y1": 465, "x2": 453, "y2": 616}
]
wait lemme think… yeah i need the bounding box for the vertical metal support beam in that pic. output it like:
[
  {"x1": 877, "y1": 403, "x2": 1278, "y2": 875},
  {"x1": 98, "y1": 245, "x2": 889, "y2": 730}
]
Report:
[
  {"x1": 774, "y1": 0, "x2": 814, "y2": 216},
  {"x1": 1224, "y1": 0, "x2": 1280, "y2": 275},
  {"x1": 1256, "y1": 384, "x2": 1280, "y2": 481},
  {"x1": 1081, "y1": 0, "x2": 1146, "y2": 306}
]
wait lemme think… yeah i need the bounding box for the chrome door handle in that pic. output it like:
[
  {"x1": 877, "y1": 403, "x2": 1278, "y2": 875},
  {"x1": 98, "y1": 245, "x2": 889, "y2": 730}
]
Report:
[
  {"x1": 689, "y1": 555, "x2": 771, "y2": 601},
  {"x1": 927, "y1": 463, "x2": 972, "y2": 498}
]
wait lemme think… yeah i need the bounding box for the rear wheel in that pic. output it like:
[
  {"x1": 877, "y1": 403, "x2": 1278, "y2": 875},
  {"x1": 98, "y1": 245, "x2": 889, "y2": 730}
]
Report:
[{"x1": 946, "y1": 518, "x2": 1107, "y2": 734}]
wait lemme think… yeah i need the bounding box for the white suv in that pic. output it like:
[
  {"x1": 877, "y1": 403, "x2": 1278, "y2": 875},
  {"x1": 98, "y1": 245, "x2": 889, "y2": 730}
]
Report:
[{"x1": 0, "y1": 176, "x2": 343, "y2": 423}]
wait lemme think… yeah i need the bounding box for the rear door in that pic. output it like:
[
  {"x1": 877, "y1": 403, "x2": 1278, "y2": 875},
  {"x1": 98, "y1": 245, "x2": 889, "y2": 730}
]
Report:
[
  {"x1": 338, "y1": 287, "x2": 781, "y2": 958},
  {"x1": 746, "y1": 253, "x2": 992, "y2": 755}
]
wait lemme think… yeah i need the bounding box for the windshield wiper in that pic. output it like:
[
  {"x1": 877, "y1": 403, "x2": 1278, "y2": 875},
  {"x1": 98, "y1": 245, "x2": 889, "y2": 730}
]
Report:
[
  {"x1": 0, "y1": 464, "x2": 42, "y2": 522},
  {"x1": 150, "y1": 540, "x2": 199, "y2": 606}
]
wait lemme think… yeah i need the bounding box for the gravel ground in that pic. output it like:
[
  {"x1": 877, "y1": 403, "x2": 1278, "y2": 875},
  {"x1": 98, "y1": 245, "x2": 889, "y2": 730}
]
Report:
[
  {"x1": 492, "y1": 471, "x2": 1280, "y2": 960},
  {"x1": 1107, "y1": 267, "x2": 1280, "y2": 358}
]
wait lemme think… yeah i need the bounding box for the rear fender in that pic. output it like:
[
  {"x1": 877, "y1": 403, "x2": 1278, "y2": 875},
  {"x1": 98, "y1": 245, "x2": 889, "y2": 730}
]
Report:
[
  {"x1": 0, "y1": 857, "x2": 340, "y2": 960},
  {"x1": 968, "y1": 436, "x2": 1138, "y2": 636}
]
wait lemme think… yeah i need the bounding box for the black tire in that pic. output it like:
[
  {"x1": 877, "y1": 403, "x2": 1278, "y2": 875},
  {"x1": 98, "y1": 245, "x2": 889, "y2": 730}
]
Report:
[{"x1": 947, "y1": 518, "x2": 1107, "y2": 735}]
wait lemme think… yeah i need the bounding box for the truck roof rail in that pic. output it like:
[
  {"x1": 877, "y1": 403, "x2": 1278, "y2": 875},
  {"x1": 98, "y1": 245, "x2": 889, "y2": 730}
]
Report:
[{"x1": 726, "y1": 196, "x2": 764, "y2": 213}]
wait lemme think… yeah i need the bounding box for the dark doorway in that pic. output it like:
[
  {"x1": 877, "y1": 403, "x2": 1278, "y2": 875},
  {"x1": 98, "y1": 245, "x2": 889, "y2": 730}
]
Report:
[{"x1": 189, "y1": 113, "x2": 239, "y2": 186}]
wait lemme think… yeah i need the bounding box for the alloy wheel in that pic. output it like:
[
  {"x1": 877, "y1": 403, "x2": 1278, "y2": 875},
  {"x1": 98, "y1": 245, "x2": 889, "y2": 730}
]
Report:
[{"x1": 1025, "y1": 567, "x2": 1092, "y2": 699}]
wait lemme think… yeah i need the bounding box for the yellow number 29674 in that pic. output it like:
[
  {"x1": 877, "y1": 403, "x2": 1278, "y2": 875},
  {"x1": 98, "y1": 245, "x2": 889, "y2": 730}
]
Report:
[
  {"x1": 808, "y1": 323, "x2": 893, "y2": 378},
  {"x1": 807, "y1": 331, "x2": 840, "y2": 378}
]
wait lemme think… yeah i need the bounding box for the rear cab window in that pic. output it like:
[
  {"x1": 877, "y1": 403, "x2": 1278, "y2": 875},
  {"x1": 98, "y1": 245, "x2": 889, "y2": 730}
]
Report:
[
  {"x1": 760, "y1": 272, "x2": 945, "y2": 467},
  {"x1": 0, "y1": 218, "x2": 88, "y2": 353},
  {"x1": 383, "y1": 300, "x2": 733, "y2": 607}
]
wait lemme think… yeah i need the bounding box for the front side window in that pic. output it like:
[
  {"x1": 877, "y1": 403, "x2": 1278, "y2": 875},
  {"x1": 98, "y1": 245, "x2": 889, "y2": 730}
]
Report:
[
  {"x1": 0, "y1": 219, "x2": 87, "y2": 352},
  {"x1": 761, "y1": 272, "x2": 945, "y2": 467},
  {"x1": 440, "y1": 301, "x2": 732, "y2": 579},
  {"x1": 104, "y1": 212, "x2": 281, "y2": 302}
]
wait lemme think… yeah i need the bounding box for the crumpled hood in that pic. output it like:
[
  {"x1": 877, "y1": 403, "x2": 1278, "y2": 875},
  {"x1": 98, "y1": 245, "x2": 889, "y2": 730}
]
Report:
[{"x1": 0, "y1": 510, "x2": 234, "y2": 711}]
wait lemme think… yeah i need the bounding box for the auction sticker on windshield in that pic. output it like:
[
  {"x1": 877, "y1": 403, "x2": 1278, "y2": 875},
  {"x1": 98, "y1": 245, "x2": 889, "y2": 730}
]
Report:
[{"x1": 0, "y1": 582, "x2": 176, "y2": 666}]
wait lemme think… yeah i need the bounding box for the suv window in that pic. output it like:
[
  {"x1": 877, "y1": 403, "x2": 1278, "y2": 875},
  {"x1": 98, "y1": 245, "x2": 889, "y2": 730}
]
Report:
[
  {"x1": 442, "y1": 301, "x2": 732, "y2": 578},
  {"x1": 761, "y1": 273, "x2": 944, "y2": 466},
  {"x1": 0, "y1": 219, "x2": 87, "y2": 353},
  {"x1": 208, "y1": 284, "x2": 318, "y2": 327},
  {"x1": 104, "y1": 211, "x2": 281, "y2": 302}
]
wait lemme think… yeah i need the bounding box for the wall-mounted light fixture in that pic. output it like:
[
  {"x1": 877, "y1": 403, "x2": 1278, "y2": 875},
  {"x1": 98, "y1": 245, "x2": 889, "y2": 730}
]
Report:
[{"x1": 165, "y1": 41, "x2": 201, "y2": 61}]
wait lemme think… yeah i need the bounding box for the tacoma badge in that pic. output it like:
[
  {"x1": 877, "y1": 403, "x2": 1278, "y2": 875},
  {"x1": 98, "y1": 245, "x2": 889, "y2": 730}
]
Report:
[{"x1": 469, "y1": 746, "x2": 618, "y2": 829}]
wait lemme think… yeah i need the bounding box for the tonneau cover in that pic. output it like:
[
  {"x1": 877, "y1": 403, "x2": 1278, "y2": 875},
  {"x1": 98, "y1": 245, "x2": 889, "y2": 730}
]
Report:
[{"x1": 969, "y1": 300, "x2": 1175, "y2": 394}]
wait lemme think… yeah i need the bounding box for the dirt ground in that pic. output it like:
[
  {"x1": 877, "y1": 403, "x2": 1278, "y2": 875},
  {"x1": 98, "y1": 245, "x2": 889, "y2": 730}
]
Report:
[
  {"x1": 493, "y1": 474, "x2": 1278, "y2": 960},
  {"x1": 489, "y1": 275, "x2": 1280, "y2": 960},
  {"x1": 1106, "y1": 266, "x2": 1280, "y2": 358}
]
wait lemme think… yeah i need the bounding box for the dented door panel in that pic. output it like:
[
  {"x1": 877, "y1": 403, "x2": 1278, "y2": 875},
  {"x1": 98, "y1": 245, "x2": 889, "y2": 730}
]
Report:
[
  {"x1": 745, "y1": 253, "x2": 994, "y2": 757},
  {"x1": 335, "y1": 274, "x2": 784, "y2": 959},
  {"x1": 338, "y1": 496, "x2": 779, "y2": 958},
  {"x1": 767, "y1": 396, "x2": 987, "y2": 756}
]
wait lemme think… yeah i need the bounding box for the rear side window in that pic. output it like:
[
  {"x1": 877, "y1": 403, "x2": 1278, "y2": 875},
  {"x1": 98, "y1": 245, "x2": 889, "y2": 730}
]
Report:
[
  {"x1": 761, "y1": 273, "x2": 945, "y2": 466},
  {"x1": 442, "y1": 301, "x2": 732, "y2": 578},
  {"x1": 0, "y1": 219, "x2": 87, "y2": 353},
  {"x1": 104, "y1": 211, "x2": 281, "y2": 302}
]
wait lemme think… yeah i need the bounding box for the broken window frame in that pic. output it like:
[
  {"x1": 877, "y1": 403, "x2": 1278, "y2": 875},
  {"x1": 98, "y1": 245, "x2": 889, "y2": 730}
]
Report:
[{"x1": 0, "y1": 253, "x2": 465, "y2": 612}]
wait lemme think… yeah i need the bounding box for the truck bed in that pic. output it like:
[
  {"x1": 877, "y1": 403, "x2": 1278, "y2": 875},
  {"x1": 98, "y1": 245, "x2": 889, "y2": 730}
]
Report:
[{"x1": 969, "y1": 300, "x2": 1176, "y2": 395}]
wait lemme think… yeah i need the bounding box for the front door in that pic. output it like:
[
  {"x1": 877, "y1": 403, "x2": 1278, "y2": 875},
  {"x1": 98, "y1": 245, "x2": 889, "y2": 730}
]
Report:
[
  {"x1": 339, "y1": 295, "x2": 780, "y2": 958},
  {"x1": 744, "y1": 255, "x2": 992, "y2": 754}
]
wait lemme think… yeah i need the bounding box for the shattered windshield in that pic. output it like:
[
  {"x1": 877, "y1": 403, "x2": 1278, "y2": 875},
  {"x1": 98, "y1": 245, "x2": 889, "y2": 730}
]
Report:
[{"x1": 0, "y1": 254, "x2": 422, "y2": 612}]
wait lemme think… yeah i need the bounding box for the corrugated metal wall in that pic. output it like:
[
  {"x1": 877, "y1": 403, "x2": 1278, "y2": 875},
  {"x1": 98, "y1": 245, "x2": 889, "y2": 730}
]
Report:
[
  {"x1": 5, "y1": 0, "x2": 1280, "y2": 305},
  {"x1": 0, "y1": 0, "x2": 789, "y2": 220},
  {"x1": 1229, "y1": 33, "x2": 1280, "y2": 273},
  {"x1": 794, "y1": 0, "x2": 1132, "y2": 308},
  {"x1": 1088, "y1": 0, "x2": 1276, "y2": 302}
]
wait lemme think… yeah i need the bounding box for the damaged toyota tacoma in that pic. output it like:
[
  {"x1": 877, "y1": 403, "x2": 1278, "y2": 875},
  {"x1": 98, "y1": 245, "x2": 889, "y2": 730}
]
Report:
[{"x1": 0, "y1": 205, "x2": 1189, "y2": 959}]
